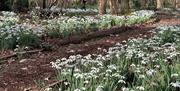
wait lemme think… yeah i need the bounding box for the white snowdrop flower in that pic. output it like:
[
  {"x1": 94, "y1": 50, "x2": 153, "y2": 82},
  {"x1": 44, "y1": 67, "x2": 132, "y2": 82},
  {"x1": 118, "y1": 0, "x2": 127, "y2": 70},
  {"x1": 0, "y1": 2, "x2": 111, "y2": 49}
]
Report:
[
  {"x1": 74, "y1": 89, "x2": 81, "y2": 91},
  {"x1": 164, "y1": 59, "x2": 168, "y2": 63},
  {"x1": 103, "y1": 49, "x2": 107, "y2": 52},
  {"x1": 171, "y1": 73, "x2": 179, "y2": 78},
  {"x1": 141, "y1": 60, "x2": 147, "y2": 65},
  {"x1": 14, "y1": 48, "x2": 18, "y2": 52},
  {"x1": 136, "y1": 86, "x2": 145, "y2": 91},
  {"x1": 44, "y1": 77, "x2": 49, "y2": 81},
  {"x1": 118, "y1": 80, "x2": 126, "y2": 84},
  {"x1": 146, "y1": 69, "x2": 156, "y2": 76},
  {"x1": 66, "y1": 64, "x2": 76, "y2": 68},
  {"x1": 84, "y1": 80, "x2": 89, "y2": 84},
  {"x1": 107, "y1": 64, "x2": 117, "y2": 70},
  {"x1": 122, "y1": 87, "x2": 129, "y2": 91},
  {"x1": 135, "y1": 69, "x2": 141, "y2": 73},
  {"x1": 25, "y1": 46, "x2": 29, "y2": 49},
  {"x1": 96, "y1": 85, "x2": 104, "y2": 91},
  {"x1": 56, "y1": 59, "x2": 61, "y2": 62},
  {"x1": 61, "y1": 58, "x2": 67, "y2": 61},
  {"x1": 85, "y1": 54, "x2": 92, "y2": 59},
  {"x1": 134, "y1": 67, "x2": 141, "y2": 73},
  {"x1": 64, "y1": 82, "x2": 69, "y2": 86},
  {"x1": 154, "y1": 65, "x2": 160, "y2": 69},
  {"x1": 97, "y1": 61, "x2": 103, "y2": 67},
  {"x1": 136, "y1": 50, "x2": 145, "y2": 57},
  {"x1": 90, "y1": 67, "x2": 100, "y2": 74},
  {"x1": 97, "y1": 47, "x2": 102, "y2": 50},
  {"x1": 116, "y1": 42, "x2": 122, "y2": 46},
  {"x1": 130, "y1": 64, "x2": 136, "y2": 67},
  {"x1": 81, "y1": 87, "x2": 86, "y2": 90},
  {"x1": 74, "y1": 68, "x2": 81, "y2": 73},
  {"x1": 105, "y1": 73, "x2": 110, "y2": 77},
  {"x1": 115, "y1": 54, "x2": 120, "y2": 58},
  {"x1": 151, "y1": 82, "x2": 158, "y2": 86},
  {"x1": 61, "y1": 71, "x2": 69, "y2": 75},
  {"x1": 120, "y1": 76, "x2": 126, "y2": 79},
  {"x1": 139, "y1": 75, "x2": 145, "y2": 79},
  {"x1": 58, "y1": 88, "x2": 62, "y2": 91},
  {"x1": 112, "y1": 73, "x2": 121, "y2": 78},
  {"x1": 101, "y1": 56, "x2": 106, "y2": 61},
  {"x1": 50, "y1": 62, "x2": 61, "y2": 69},
  {"x1": 73, "y1": 73, "x2": 83, "y2": 79},
  {"x1": 44, "y1": 87, "x2": 52, "y2": 91},
  {"x1": 122, "y1": 40, "x2": 127, "y2": 43},
  {"x1": 171, "y1": 82, "x2": 180, "y2": 88}
]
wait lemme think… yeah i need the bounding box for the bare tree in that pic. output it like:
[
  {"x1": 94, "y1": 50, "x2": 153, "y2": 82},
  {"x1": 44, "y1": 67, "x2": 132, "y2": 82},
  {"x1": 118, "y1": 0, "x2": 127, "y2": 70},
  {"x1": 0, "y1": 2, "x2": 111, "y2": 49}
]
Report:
[
  {"x1": 109, "y1": 0, "x2": 119, "y2": 15},
  {"x1": 98, "y1": 0, "x2": 107, "y2": 15},
  {"x1": 177, "y1": 0, "x2": 180, "y2": 8},
  {"x1": 170, "y1": 0, "x2": 179, "y2": 8},
  {"x1": 120, "y1": 0, "x2": 130, "y2": 14},
  {"x1": 156, "y1": 0, "x2": 164, "y2": 9},
  {"x1": 140, "y1": 0, "x2": 147, "y2": 9}
]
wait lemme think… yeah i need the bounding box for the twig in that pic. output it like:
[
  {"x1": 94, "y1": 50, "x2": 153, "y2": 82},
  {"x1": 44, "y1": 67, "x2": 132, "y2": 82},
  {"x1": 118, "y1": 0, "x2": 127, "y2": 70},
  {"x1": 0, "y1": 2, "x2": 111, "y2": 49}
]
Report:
[{"x1": 0, "y1": 49, "x2": 43, "y2": 63}]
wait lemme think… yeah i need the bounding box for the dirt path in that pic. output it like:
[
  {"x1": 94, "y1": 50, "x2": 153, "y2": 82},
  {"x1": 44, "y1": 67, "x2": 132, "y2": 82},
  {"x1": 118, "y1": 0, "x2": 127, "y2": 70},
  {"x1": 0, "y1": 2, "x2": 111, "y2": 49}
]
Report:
[{"x1": 0, "y1": 12, "x2": 179, "y2": 91}]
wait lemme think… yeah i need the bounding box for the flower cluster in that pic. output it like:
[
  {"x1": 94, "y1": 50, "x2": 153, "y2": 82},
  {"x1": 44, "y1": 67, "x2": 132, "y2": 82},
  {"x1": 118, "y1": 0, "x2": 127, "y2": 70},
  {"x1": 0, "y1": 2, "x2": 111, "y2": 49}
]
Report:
[
  {"x1": 51, "y1": 25, "x2": 180, "y2": 91},
  {"x1": 62, "y1": 8, "x2": 98, "y2": 14},
  {"x1": 0, "y1": 11, "x2": 43, "y2": 49},
  {"x1": 46, "y1": 10, "x2": 155, "y2": 38}
]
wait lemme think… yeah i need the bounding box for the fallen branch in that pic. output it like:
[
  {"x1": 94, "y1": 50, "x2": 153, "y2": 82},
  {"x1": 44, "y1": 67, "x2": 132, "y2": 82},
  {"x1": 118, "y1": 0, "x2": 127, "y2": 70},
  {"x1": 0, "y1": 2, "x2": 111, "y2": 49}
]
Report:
[
  {"x1": 56, "y1": 16, "x2": 157, "y2": 46},
  {"x1": 55, "y1": 25, "x2": 155, "y2": 46},
  {"x1": 0, "y1": 49, "x2": 43, "y2": 62}
]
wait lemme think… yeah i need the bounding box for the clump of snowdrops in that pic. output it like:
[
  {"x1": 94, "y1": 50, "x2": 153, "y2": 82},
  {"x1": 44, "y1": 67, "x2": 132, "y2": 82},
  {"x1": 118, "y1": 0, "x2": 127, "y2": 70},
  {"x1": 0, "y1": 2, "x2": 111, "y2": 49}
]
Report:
[
  {"x1": 0, "y1": 11, "x2": 43, "y2": 50},
  {"x1": 51, "y1": 25, "x2": 180, "y2": 91},
  {"x1": 46, "y1": 10, "x2": 155, "y2": 38}
]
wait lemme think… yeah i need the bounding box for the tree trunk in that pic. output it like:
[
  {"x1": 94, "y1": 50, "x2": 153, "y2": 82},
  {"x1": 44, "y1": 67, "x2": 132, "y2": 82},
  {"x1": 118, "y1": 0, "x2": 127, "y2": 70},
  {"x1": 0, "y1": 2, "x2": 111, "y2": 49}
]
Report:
[
  {"x1": 120, "y1": 0, "x2": 130, "y2": 14},
  {"x1": 140, "y1": 0, "x2": 147, "y2": 9},
  {"x1": 98, "y1": 0, "x2": 107, "y2": 15},
  {"x1": 177, "y1": 0, "x2": 180, "y2": 8},
  {"x1": 170, "y1": 0, "x2": 178, "y2": 8},
  {"x1": 43, "y1": 0, "x2": 46, "y2": 9},
  {"x1": 109, "y1": 0, "x2": 118, "y2": 15},
  {"x1": 157, "y1": 0, "x2": 164, "y2": 9}
]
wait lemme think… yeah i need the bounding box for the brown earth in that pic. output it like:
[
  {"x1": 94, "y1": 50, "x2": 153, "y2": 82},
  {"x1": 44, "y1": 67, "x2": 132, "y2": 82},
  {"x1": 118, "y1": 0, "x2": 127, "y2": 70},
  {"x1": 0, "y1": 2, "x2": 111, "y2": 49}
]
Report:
[{"x1": 0, "y1": 11, "x2": 179, "y2": 91}]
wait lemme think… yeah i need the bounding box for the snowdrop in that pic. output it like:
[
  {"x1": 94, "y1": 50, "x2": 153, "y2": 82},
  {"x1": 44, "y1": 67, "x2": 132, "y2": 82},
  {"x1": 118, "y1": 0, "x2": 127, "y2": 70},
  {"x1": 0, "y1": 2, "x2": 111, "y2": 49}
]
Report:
[
  {"x1": 73, "y1": 73, "x2": 83, "y2": 79},
  {"x1": 171, "y1": 73, "x2": 179, "y2": 78},
  {"x1": 51, "y1": 25, "x2": 180, "y2": 91},
  {"x1": 146, "y1": 69, "x2": 156, "y2": 76},
  {"x1": 136, "y1": 86, "x2": 145, "y2": 91},
  {"x1": 74, "y1": 89, "x2": 81, "y2": 91},
  {"x1": 139, "y1": 75, "x2": 146, "y2": 79},
  {"x1": 171, "y1": 82, "x2": 180, "y2": 88},
  {"x1": 122, "y1": 87, "x2": 129, "y2": 91},
  {"x1": 46, "y1": 10, "x2": 155, "y2": 35},
  {"x1": 118, "y1": 80, "x2": 126, "y2": 84},
  {"x1": 96, "y1": 85, "x2": 104, "y2": 91}
]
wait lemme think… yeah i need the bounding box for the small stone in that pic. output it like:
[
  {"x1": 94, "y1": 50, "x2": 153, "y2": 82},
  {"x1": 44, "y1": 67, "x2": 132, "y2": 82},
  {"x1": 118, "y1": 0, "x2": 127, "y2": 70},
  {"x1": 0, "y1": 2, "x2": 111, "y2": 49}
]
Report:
[
  {"x1": 67, "y1": 50, "x2": 75, "y2": 53},
  {"x1": 115, "y1": 34, "x2": 119, "y2": 37},
  {"x1": 21, "y1": 67, "x2": 28, "y2": 70},
  {"x1": 97, "y1": 47, "x2": 102, "y2": 50},
  {"x1": 19, "y1": 59, "x2": 28, "y2": 63},
  {"x1": 106, "y1": 40, "x2": 110, "y2": 42}
]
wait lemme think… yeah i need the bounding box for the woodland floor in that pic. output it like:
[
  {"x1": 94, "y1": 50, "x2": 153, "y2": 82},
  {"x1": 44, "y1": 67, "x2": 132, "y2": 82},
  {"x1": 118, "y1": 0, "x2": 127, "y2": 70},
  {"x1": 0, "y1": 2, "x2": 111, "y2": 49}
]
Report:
[{"x1": 0, "y1": 11, "x2": 180, "y2": 91}]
